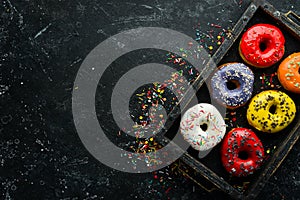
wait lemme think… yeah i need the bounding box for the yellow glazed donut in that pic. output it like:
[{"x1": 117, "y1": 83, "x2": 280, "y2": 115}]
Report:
[{"x1": 247, "y1": 90, "x2": 296, "y2": 133}]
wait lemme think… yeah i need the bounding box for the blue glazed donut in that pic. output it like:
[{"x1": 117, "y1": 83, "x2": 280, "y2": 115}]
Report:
[{"x1": 211, "y1": 63, "x2": 254, "y2": 109}]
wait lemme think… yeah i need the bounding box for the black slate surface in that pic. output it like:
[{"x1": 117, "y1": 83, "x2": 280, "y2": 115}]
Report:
[{"x1": 0, "y1": 0, "x2": 299, "y2": 199}]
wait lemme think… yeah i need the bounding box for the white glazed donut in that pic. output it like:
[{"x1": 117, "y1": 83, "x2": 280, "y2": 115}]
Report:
[{"x1": 180, "y1": 103, "x2": 226, "y2": 158}]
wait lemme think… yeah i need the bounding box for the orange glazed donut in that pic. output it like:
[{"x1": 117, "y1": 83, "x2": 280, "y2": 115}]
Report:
[
  {"x1": 239, "y1": 24, "x2": 285, "y2": 68},
  {"x1": 277, "y1": 52, "x2": 300, "y2": 93}
]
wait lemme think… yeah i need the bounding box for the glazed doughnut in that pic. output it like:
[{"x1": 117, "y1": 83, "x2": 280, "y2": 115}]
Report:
[
  {"x1": 180, "y1": 103, "x2": 226, "y2": 158},
  {"x1": 210, "y1": 63, "x2": 254, "y2": 109},
  {"x1": 221, "y1": 128, "x2": 264, "y2": 177},
  {"x1": 247, "y1": 90, "x2": 296, "y2": 133},
  {"x1": 278, "y1": 52, "x2": 300, "y2": 93},
  {"x1": 239, "y1": 24, "x2": 285, "y2": 68}
]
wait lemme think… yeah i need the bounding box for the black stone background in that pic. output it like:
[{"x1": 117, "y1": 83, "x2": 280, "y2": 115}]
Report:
[{"x1": 0, "y1": 0, "x2": 299, "y2": 199}]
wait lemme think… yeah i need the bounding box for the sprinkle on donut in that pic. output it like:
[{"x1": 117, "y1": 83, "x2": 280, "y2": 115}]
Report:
[
  {"x1": 239, "y1": 24, "x2": 285, "y2": 68},
  {"x1": 221, "y1": 128, "x2": 264, "y2": 177},
  {"x1": 211, "y1": 63, "x2": 254, "y2": 109},
  {"x1": 247, "y1": 90, "x2": 296, "y2": 133}
]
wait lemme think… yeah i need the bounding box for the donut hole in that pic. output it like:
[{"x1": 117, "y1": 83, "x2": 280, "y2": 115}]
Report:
[
  {"x1": 269, "y1": 104, "x2": 277, "y2": 114},
  {"x1": 226, "y1": 80, "x2": 240, "y2": 90},
  {"x1": 238, "y1": 151, "x2": 249, "y2": 160},
  {"x1": 200, "y1": 123, "x2": 208, "y2": 131},
  {"x1": 259, "y1": 42, "x2": 267, "y2": 52},
  {"x1": 259, "y1": 38, "x2": 271, "y2": 52}
]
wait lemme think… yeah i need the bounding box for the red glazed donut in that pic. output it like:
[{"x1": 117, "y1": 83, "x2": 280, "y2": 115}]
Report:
[
  {"x1": 221, "y1": 128, "x2": 264, "y2": 177},
  {"x1": 239, "y1": 24, "x2": 285, "y2": 68}
]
